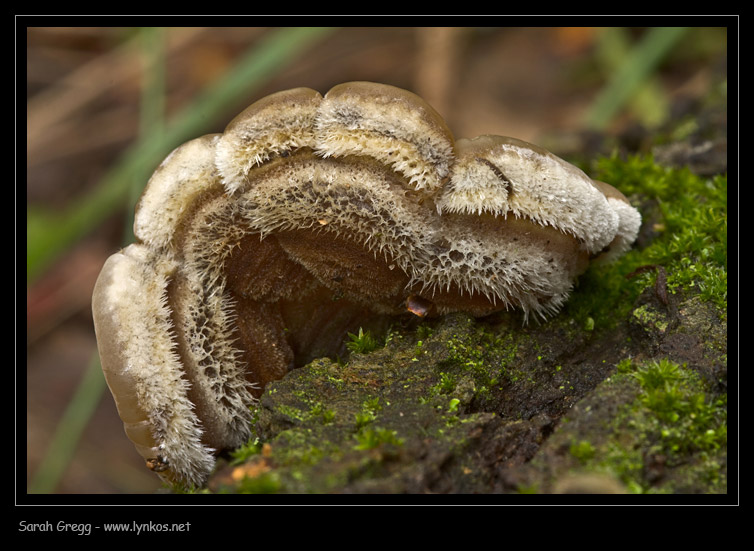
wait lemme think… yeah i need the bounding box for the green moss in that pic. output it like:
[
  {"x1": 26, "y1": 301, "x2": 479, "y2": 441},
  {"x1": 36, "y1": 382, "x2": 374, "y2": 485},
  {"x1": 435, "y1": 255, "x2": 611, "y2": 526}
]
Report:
[
  {"x1": 416, "y1": 324, "x2": 434, "y2": 340},
  {"x1": 435, "y1": 322, "x2": 518, "y2": 400},
  {"x1": 411, "y1": 339, "x2": 426, "y2": 361},
  {"x1": 631, "y1": 304, "x2": 669, "y2": 333},
  {"x1": 272, "y1": 428, "x2": 339, "y2": 467},
  {"x1": 602, "y1": 156, "x2": 727, "y2": 306},
  {"x1": 354, "y1": 397, "x2": 381, "y2": 429},
  {"x1": 353, "y1": 426, "x2": 404, "y2": 450},
  {"x1": 630, "y1": 359, "x2": 727, "y2": 455},
  {"x1": 236, "y1": 472, "x2": 282, "y2": 494},
  {"x1": 229, "y1": 439, "x2": 262, "y2": 465},
  {"x1": 434, "y1": 371, "x2": 457, "y2": 394},
  {"x1": 362, "y1": 396, "x2": 382, "y2": 413},
  {"x1": 570, "y1": 440, "x2": 596, "y2": 464},
  {"x1": 275, "y1": 404, "x2": 308, "y2": 423},
  {"x1": 632, "y1": 358, "x2": 681, "y2": 389},
  {"x1": 615, "y1": 358, "x2": 634, "y2": 374},
  {"x1": 277, "y1": 395, "x2": 336, "y2": 425},
  {"x1": 304, "y1": 358, "x2": 346, "y2": 390},
  {"x1": 562, "y1": 255, "x2": 640, "y2": 332},
  {"x1": 516, "y1": 483, "x2": 539, "y2": 494},
  {"x1": 564, "y1": 155, "x2": 727, "y2": 329},
  {"x1": 346, "y1": 327, "x2": 381, "y2": 354},
  {"x1": 354, "y1": 410, "x2": 376, "y2": 429},
  {"x1": 592, "y1": 359, "x2": 726, "y2": 493}
]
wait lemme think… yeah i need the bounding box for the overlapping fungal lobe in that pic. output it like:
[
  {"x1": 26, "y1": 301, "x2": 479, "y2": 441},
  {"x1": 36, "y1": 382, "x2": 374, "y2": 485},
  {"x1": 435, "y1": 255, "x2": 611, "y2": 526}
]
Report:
[{"x1": 91, "y1": 81, "x2": 641, "y2": 486}]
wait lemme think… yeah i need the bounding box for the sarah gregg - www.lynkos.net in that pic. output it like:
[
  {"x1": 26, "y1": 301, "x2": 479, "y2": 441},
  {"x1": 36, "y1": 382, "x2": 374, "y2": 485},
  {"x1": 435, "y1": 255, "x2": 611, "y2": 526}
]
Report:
[{"x1": 19, "y1": 520, "x2": 192, "y2": 535}]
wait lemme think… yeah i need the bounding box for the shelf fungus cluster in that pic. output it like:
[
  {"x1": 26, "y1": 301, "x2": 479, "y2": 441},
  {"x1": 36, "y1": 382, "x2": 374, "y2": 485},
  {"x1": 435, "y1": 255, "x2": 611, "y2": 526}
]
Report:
[{"x1": 91, "y1": 82, "x2": 641, "y2": 486}]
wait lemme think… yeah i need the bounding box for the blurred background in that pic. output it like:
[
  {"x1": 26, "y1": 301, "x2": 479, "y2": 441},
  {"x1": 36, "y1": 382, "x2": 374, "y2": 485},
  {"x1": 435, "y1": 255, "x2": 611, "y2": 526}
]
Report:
[{"x1": 25, "y1": 25, "x2": 728, "y2": 494}]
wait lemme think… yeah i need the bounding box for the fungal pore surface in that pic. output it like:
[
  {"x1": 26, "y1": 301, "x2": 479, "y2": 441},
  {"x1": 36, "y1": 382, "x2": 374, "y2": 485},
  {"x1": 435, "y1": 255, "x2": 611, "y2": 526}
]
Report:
[{"x1": 91, "y1": 82, "x2": 642, "y2": 486}]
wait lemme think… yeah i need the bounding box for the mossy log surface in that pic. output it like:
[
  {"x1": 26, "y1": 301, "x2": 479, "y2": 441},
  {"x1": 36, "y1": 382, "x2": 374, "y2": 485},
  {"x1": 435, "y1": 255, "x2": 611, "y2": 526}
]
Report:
[
  {"x1": 205, "y1": 228, "x2": 726, "y2": 495},
  {"x1": 204, "y1": 107, "x2": 728, "y2": 495}
]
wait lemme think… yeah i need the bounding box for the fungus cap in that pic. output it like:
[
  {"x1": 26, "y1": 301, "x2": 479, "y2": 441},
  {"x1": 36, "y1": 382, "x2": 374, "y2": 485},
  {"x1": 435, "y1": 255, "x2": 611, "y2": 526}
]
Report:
[{"x1": 92, "y1": 81, "x2": 641, "y2": 486}]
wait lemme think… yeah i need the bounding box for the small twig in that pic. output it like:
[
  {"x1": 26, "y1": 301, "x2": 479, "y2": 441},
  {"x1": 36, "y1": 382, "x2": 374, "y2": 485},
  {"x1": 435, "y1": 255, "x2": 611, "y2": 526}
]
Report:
[{"x1": 626, "y1": 264, "x2": 669, "y2": 305}]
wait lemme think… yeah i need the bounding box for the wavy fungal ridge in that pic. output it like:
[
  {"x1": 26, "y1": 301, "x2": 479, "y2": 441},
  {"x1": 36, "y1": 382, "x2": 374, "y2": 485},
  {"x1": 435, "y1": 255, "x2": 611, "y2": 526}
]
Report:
[
  {"x1": 92, "y1": 81, "x2": 641, "y2": 486},
  {"x1": 91, "y1": 245, "x2": 216, "y2": 487}
]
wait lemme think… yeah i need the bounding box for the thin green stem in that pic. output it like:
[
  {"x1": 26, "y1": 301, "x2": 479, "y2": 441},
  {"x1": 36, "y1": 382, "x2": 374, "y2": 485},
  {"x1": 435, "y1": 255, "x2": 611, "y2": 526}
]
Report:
[
  {"x1": 27, "y1": 26, "x2": 337, "y2": 283},
  {"x1": 584, "y1": 27, "x2": 689, "y2": 130},
  {"x1": 124, "y1": 26, "x2": 167, "y2": 243},
  {"x1": 27, "y1": 354, "x2": 107, "y2": 493}
]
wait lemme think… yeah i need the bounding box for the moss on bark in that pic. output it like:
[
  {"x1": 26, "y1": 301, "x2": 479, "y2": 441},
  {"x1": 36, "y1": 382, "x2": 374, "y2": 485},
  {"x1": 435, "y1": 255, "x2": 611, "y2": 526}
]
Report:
[{"x1": 199, "y1": 150, "x2": 727, "y2": 495}]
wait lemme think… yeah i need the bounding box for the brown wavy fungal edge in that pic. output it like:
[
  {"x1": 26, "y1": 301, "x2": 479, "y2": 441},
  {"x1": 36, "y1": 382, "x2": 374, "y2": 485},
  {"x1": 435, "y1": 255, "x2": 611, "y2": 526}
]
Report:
[{"x1": 91, "y1": 82, "x2": 641, "y2": 487}]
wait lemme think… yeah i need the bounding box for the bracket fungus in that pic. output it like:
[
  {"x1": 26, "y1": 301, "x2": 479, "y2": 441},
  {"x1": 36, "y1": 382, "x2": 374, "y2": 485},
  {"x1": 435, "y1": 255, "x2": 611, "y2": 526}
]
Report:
[{"x1": 91, "y1": 81, "x2": 641, "y2": 486}]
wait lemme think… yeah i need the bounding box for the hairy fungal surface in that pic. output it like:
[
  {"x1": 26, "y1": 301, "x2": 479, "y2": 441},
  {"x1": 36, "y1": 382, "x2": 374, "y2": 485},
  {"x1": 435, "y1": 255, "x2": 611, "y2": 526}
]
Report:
[{"x1": 91, "y1": 82, "x2": 641, "y2": 486}]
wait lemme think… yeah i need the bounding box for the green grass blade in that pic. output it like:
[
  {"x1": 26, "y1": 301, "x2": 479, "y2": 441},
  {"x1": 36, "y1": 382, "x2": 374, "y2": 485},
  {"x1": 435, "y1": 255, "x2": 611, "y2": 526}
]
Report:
[
  {"x1": 584, "y1": 27, "x2": 689, "y2": 130},
  {"x1": 26, "y1": 26, "x2": 337, "y2": 283},
  {"x1": 28, "y1": 28, "x2": 168, "y2": 494},
  {"x1": 125, "y1": 26, "x2": 167, "y2": 242},
  {"x1": 27, "y1": 354, "x2": 107, "y2": 493}
]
